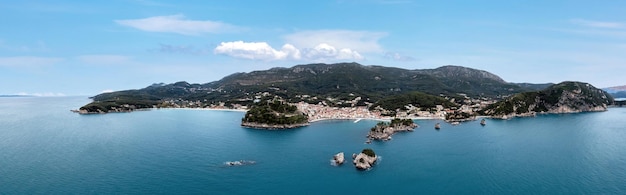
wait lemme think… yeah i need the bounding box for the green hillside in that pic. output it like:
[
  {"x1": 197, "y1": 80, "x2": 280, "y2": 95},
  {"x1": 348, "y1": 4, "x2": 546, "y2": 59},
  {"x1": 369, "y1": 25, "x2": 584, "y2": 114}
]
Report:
[{"x1": 79, "y1": 63, "x2": 535, "y2": 113}]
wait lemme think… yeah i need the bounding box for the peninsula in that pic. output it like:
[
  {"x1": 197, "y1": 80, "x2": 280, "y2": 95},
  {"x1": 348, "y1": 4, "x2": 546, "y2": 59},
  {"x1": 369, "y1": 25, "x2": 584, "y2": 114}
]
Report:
[{"x1": 481, "y1": 81, "x2": 613, "y2": 119}]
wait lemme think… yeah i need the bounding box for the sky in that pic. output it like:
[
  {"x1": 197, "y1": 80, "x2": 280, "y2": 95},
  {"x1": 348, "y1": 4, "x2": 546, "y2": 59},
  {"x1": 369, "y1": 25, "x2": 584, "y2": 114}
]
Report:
[{"x1": 1, "y1": 0, "x2": 625, "y2": 96}]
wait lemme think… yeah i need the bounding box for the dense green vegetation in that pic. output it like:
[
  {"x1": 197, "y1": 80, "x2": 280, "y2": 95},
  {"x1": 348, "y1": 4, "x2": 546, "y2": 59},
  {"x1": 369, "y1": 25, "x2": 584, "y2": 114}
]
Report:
[
  {"x1": 242, "y1": 100, "x2": 308, "y2": 125},
  {"x1": 390, "y1": 118, "x2": 415, "y2": 126},
  {"x1": 481, "y1": 82, "x2": 614, "y2": 116},
  {"x1": 514, "y1": 83, "x2": 553, "y2": 91},
  {"x1": 445, "y1": 110, "x2": 474, "y2": 121},
  {"x1": 80, "y1": 93, "x2": 160, "y2": 113},
  {"x1": 362, "y1": 148, "x2": 376, "y2": 157},
  {"x1": 372, "y1": 92, "x2": 457, "y2": 112},
  {"x1": 79, "y1": 63, "x2": 538, "y2": 113},
  {"x1": 216, "y1": 63, "x2": 529, "y2": 101},
  {"x1": 370, "y1": 118, "x2": 414, "y2": 131}
]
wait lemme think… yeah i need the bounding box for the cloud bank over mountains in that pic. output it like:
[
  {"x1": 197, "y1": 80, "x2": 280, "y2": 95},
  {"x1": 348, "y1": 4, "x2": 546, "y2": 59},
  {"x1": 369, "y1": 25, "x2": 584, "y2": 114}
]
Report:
[
  {"x1": 116, "y1": 15, "x2": 387, "y2": 62},
  {"x1": 214, "y1": 41, "x2": 363, "y2": 61}
]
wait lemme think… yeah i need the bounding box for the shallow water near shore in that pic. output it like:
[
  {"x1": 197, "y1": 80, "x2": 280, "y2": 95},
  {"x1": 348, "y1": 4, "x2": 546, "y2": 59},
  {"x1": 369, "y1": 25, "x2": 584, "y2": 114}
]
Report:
[{"x1": 2, "y1": 97, "x2": 626, "y2": 194}]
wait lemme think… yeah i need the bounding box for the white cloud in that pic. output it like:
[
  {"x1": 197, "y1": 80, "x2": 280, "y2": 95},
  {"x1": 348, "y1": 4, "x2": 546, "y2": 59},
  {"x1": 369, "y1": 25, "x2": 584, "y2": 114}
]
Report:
[
  {"x1": 101, "y1": 89, "x2": 114, "y2": 93},
  {"x1": 571, "y1": 19, "x2": 625, "y2": 29},
  {"x1": 214, "y1": 41, "x2": 299, "y2": 61},
  {"x1": 281, "y1": 44, "x2": 302, "y2": 60},
  {"x1": 283, "y1": 30, "x2": 387, "y2": 53},
  {"x1": 304, "y1": 43, "x2": 363, "y2": 60},
  {"x1": 384, "y1": 52, "x2": 415, "y2": 61},
  {"x1": 76, "y1": 55, "x2": 131, "y2": 65},
  {"x1": 214, "y1": 41, "x2": 363, "y2": 61},
  {"x1": 152, "y1": 44, "x2": 208, "y2": 55},
  {"x1": 115, "y1": 14, "x2": 241, "y2": 35},
  {"x1": 0, "y1": 56, "x2": 63, "y2": 67}
]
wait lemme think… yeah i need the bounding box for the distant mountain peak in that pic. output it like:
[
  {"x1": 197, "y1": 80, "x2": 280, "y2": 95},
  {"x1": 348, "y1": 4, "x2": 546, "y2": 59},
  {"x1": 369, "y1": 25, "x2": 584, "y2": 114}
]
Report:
[
  {"x1": 605, "y1": 85, "x2": 626, "y2": 92},
  {"x1": 415, "y1": 65, "x2": 506, "y2": 83}
]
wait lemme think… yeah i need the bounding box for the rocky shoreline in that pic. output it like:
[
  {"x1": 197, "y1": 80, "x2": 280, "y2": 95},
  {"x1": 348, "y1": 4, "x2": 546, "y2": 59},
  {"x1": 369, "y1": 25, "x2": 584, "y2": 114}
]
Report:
[
  {"x1": 366, "y1": 119, "x2": 418, "y2": 142},
  {"x1": 352, "y1": 149, "x2": 378, "y2": 170},
  {"x1": 241, "y1": 122, "x2": 309, "y2": 129},
  {"x1": 331, "y1": 152, "x2": 345, "y2": 165},
  {"x1": 71, "y1": 108, "x2": 150, "y2": 114},
  {"x1": 490, "y1": 105, "x2": 608, "y2": 120}
]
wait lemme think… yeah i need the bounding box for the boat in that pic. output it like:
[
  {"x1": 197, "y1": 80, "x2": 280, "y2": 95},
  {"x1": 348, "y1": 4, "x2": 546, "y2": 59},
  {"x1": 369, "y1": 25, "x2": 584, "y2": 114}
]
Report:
[
  {"x1": 480, "y1": 119, "x2": 486, "y2": 126},
  {"x1": 435, "y1": 123, "x2": 441, "y2": 130}
]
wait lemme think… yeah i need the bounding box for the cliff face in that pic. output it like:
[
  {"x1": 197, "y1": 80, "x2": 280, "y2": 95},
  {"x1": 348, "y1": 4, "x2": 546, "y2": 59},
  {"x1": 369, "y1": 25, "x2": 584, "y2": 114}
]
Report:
[{"x1": 482, "y1": 81, "x2": 614, "y2": 118}]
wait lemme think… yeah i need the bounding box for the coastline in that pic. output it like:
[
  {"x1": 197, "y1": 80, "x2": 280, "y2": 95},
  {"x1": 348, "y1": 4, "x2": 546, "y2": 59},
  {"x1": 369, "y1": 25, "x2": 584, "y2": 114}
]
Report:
[
  {"x1": 155, "y1": 107, "x2": 248, "y2": 112},
  {"x1": 77, "y1": 106, "x2": 451, "y2": 122},
  {"x1": 241, "y1": 122, "x2": 309, "y2": 129},
  {"x1": 308, "y1": 116, "x2": 446, "y2": 124}
]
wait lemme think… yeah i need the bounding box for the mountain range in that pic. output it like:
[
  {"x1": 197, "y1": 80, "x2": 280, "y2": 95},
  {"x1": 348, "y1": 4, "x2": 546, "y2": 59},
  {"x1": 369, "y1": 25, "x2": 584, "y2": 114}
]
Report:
[
  {"x1": 603, "y1": 85, "x2": 626, "y2": 99},
  {"x1": 78, "y1": 62, "x2": 612, "y2": 115}
]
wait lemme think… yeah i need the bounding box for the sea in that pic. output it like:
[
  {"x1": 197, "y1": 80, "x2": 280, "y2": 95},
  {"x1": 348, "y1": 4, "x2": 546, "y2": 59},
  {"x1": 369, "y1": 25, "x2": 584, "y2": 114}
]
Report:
[{"x1": 1, "y1": 96, "x2": 626, "y2": 194}]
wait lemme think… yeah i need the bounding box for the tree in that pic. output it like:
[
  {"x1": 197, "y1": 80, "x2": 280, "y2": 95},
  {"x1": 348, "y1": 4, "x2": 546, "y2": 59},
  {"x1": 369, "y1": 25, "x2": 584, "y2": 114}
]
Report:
[{"x1": 362, "y1": 148, "x2": 376, "y2": 157}]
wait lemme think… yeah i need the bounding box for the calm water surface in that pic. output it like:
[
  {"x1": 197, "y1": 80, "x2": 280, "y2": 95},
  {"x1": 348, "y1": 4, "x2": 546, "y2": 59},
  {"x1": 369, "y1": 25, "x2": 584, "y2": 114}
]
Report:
[{"x1": 1, "y1": 97, "x2": 626, "y2": 194}]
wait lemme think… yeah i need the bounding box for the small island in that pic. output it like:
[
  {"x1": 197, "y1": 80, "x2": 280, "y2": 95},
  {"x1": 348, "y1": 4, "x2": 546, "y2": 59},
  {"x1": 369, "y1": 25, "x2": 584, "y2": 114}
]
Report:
[
  {"x1": 353, "y1": 148, "x2": 378, "y2": 170},
  {"x1": 331, "y1": 152, "x2": 345, "y2": 166},
  {"x1": 241, "y1": 100, "x2": 309, "y2": 129},
  {"x1": 367, "y1": 118, "x2": 417, "y2": 142}
]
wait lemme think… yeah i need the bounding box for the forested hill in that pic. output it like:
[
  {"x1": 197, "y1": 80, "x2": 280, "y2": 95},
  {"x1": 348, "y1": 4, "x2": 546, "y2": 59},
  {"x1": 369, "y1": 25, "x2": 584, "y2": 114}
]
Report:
[
  {"x1": 80, "y1": 63, "x2": 536, "y2": 113},
  {"x1": 205, "y1": 63, "x2": 527, "y2": 100},
  {"x1": 482, "y1": 81, "x2": 614, "y2": 117}
]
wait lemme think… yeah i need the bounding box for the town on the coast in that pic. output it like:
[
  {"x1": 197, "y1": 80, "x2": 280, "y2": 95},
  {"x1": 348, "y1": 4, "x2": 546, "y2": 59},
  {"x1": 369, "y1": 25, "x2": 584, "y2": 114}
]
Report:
[
  {"x1": 82, "y1": 93, "x2": 495, "y2": 122},
  {"x1": 73, "y1": 63, "x2": 618, "y2": 171},
  {"x1": 76, "y1": 63, "x2": 615, "y2": 125}
]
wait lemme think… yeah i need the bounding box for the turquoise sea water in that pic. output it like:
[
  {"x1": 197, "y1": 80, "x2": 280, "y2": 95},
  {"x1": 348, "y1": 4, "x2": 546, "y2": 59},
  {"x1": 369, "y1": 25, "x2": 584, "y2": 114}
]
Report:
[{"x1": 1, "y1": 97, "x2": 626, "y2": 194}]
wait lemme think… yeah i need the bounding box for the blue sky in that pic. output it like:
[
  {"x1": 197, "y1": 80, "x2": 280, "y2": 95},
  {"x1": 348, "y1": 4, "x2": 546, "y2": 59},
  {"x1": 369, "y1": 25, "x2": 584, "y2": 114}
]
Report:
[{"x1": 1, "y1": 0, "x2": 625, "y2": 96}]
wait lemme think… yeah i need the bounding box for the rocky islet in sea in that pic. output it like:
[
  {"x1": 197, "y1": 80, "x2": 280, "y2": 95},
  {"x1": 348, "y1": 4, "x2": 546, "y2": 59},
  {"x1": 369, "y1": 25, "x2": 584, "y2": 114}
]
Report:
[
  {"x1": 366, "y1": 118, "x2": 417, "y2": 142},
  {"x1": 352, "y1": 149, "x2": 378, "y2": 170}
]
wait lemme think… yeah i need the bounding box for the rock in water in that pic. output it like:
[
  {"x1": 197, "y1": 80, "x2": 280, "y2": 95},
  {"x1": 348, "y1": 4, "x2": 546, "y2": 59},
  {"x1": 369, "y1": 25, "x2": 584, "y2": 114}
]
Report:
[
  {"x1": 333, "y1": 152, "x2": 345, "y2": 165},
  {"x1": 352, "y1": 149, "x2": 377, "y2": 170},
  {"x1": 225, "y1": 160, "x2": 256, "y2": 166}
]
